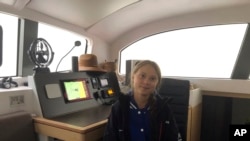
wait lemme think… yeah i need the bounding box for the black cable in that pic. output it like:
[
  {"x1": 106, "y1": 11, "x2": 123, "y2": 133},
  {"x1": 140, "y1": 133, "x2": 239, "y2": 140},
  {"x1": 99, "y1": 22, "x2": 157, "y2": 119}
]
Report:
[
  {"x1": 55, "y1": 41, "x2": 81, "y2": 72},
  {"x1": 55, "y1": 46, "x2": 77, "y2": 72}
]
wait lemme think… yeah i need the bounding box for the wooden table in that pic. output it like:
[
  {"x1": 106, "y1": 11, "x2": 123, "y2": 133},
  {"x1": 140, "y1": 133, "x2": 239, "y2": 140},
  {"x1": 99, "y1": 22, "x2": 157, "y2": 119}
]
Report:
[{"x1": 33, "y1": 105, "x2": 111, "y2": 141}]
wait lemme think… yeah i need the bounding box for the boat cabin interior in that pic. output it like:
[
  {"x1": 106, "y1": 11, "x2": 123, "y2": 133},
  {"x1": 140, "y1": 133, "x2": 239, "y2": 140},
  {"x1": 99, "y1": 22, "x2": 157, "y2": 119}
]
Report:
[{"x1": 1, "y1": 0, "x2": 250, "y2": 141}]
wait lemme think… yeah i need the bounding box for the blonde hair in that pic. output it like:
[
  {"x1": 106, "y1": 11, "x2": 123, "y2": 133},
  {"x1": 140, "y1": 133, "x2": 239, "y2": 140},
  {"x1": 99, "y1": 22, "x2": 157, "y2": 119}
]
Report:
[{"x1": 130, "y1": 60, "x2": 161, "y2": 89}]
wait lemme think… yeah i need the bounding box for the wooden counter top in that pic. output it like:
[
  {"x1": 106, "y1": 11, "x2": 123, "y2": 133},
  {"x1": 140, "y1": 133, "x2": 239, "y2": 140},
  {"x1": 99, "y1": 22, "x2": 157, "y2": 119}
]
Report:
[{"x1": 33, "y1": 105, "x2": 112, "y2": 141}]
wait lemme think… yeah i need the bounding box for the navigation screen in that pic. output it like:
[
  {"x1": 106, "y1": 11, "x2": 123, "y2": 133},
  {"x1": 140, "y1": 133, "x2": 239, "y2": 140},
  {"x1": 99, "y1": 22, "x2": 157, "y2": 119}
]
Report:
[{"x1": 62, "y1": 79, "x2": 90, "y2": 102}]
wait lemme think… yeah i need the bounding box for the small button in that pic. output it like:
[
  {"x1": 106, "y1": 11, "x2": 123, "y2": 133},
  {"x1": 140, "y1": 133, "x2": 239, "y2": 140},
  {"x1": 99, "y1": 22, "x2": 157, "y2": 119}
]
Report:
[
  {"x1": 138, "y1": 111, "x2": 141, "y2": 114},
  {"x1": 140, "y1": 128, "x2": 144, "y2": 132}
]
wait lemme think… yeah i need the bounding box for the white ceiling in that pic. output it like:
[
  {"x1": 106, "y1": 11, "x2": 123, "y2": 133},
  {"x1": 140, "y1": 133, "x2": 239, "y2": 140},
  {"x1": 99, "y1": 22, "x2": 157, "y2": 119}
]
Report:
[
  {"x1": 25, "y1": 0, "x2": 141, "y2": 28},
  {"x1": 1, "y1": 0, "x2": 250, "y2": 44}
]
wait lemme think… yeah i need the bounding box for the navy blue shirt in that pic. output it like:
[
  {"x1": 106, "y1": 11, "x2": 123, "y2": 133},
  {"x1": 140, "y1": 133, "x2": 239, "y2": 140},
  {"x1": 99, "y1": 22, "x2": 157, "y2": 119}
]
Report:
[
  {"x1": 103, "y1": 92, "x2": 182, "y2": 141},
  {"x1": 129, "y1": 96, "x2": 150, "y2": 141}
]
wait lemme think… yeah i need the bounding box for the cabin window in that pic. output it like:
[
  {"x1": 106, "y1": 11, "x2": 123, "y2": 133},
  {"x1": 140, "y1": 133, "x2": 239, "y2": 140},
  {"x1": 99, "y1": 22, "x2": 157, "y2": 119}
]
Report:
[
  {"x1": 120, "y1": 24, "x2": 247, "y2": 78},
  {"x1": 0, "y1": 13, "x2": 18, "y2": 78},
  {"x1": 38, "y1": 23, "x2": 87, "y2": 72}
]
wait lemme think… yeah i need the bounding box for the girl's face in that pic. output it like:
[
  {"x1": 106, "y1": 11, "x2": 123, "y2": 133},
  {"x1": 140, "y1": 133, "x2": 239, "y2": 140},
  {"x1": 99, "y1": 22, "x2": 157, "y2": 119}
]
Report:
[{"x1": 132, "y1": 64, "x2": 159, "y2": 98}]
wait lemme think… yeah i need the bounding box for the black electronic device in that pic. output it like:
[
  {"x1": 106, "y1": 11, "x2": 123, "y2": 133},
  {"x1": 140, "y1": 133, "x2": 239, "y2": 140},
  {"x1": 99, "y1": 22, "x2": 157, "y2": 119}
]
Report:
[
  {"x1": 91, "y1": 72, "x2": 119, "y2": 105},
  {"x1": 0, "y1": 77, "x2": 18, "y2": 89},
  {"x1": 61, "y1": 79, "x2": 90, "y2": 102},
  {"x1": 72, "y1": 56, "x2": 78, "y2": 72}
]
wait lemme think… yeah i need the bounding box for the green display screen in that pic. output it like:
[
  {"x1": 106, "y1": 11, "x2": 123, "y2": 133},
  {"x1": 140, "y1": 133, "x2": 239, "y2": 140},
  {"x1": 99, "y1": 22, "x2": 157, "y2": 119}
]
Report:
[{"x1": 62, "y1": 79, "x2": 90, "y2": 102}]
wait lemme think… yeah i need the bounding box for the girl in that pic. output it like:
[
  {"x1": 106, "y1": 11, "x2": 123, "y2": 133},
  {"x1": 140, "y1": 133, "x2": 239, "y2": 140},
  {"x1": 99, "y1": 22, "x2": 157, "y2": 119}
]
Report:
[{"x1": 103, "y1": 60, "x2": 182, "y2": 141}]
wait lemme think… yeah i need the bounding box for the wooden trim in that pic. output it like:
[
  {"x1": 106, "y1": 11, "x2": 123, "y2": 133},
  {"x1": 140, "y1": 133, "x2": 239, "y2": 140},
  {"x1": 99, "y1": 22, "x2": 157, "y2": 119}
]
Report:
[
  {"x1": 186, "y1": 104, "x2": 202, "y2": 141},
  {"x1": 34, "y1": 122, "x2": 85, "y2": 141},
  {"x1": 33, "y1": 117, "x2": 107, "y2": 133},
  {"x1": 33, "y1": 117, "x2": 108, "y2": 141},
  {"x1": 202, "y1": 90, "x2": 250, "y2": 99}
]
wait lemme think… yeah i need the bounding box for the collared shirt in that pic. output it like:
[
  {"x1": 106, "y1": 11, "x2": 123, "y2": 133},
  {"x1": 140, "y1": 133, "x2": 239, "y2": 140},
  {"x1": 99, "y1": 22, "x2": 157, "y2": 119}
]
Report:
[{"x1": 129, "y1": 95, "x2": 150, "y2": 141}]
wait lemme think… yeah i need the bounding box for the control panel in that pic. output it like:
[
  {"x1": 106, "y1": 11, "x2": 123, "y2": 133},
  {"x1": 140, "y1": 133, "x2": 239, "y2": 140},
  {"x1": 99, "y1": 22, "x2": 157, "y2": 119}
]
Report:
[{"x1": 29, "y1": 71, "x2": 120, "y2": 118}]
